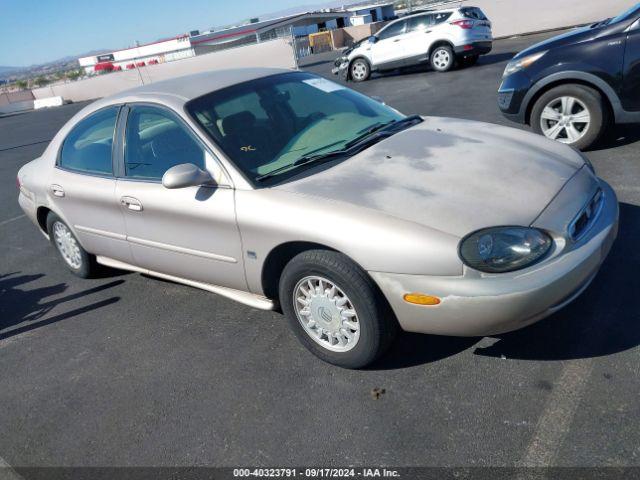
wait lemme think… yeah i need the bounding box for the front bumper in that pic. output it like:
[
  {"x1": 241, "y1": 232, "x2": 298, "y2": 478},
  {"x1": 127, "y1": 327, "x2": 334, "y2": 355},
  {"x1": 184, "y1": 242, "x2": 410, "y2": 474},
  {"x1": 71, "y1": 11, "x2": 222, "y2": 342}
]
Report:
[
  {"x1": 331, "y1": 57, "x2": 350, "y2": 80},
  {"x1": 370, "y1": 179, "x2": 619, "y2": 337},
  {"x1": 498, "y1": 69, "x2": 533, "y2": 123}
]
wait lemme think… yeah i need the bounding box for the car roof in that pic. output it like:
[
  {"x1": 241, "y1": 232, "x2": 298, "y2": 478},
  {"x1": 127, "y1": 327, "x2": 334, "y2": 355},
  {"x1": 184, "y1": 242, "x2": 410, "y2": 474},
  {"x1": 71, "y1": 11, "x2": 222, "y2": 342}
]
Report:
[{"x1": 102, "y1": 67, "x2": 293, "y2": 104}]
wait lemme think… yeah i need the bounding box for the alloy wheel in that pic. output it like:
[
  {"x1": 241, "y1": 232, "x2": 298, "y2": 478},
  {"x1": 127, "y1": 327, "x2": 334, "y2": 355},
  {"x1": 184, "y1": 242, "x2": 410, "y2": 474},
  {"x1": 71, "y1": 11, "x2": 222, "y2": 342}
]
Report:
[
  {"x1": 433, "y1": 49, "x2": 451, "y2": 70},
  {"x1": 293, "y1": 276, "x2": 360, "y2": 352},
  {"x1": 540, "y1": 96, "x2": 591, "y2": 144},
  {"x1": 351, "y1": 61, "x2": 368, "y2": 81}
]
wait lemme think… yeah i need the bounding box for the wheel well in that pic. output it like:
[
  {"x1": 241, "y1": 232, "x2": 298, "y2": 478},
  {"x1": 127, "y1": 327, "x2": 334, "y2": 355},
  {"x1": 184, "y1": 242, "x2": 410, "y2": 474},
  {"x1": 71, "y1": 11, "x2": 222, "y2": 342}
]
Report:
[
  {"x1": 525, "y1": 79, "x2": 614, "y2": 125},
  {"x1": 261, "y1": 241, "x2": 337, "y2": 300},
  {"x1": 428, "y1": 40, "x2": 454, "y2": 57},
  {"x1": 36, "y1": 206, "x2": 52, "y2": 234}
]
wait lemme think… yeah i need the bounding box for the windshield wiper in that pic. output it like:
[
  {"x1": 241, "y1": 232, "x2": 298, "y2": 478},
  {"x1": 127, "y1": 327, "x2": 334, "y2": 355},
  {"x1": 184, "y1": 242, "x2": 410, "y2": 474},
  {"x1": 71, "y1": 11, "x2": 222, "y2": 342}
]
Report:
[
  {"x1": 255, "y1": 115, "x2": 423, "y2": 183},
  {"x1": 255, "y1": 150, "x2": 348, "y2": 182},
  {"x1": 343, "y1": 114, "x2": 423, "y2": 149}
]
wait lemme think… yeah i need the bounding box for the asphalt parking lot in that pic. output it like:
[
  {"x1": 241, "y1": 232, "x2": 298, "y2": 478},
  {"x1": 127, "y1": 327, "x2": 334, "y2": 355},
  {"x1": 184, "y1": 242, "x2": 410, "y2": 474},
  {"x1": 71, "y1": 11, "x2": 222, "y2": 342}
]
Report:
[{"x1": 1, "y1": 31, "x2": 639, "y2": 471}]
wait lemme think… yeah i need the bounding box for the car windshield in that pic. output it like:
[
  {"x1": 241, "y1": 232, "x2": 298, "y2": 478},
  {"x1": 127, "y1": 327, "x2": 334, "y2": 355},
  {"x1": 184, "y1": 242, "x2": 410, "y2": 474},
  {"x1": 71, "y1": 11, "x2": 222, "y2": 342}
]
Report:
[{"x1": 186, "y1": 72, "x2": 404, "y2": 184}]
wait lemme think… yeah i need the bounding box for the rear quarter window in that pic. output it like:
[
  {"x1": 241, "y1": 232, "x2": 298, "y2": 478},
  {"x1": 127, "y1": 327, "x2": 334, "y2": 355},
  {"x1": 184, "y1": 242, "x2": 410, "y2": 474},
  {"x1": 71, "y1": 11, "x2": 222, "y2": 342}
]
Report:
[{"x1": 460, "y1": 7, "x2": 488, "y2": 20}]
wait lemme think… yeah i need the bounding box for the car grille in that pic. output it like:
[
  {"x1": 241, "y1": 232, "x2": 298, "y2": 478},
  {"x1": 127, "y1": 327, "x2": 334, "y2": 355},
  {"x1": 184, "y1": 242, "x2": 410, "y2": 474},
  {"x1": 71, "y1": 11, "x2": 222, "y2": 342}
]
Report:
[{"x1": 568, "y1": 189, "x2": 604, "y2": 241}]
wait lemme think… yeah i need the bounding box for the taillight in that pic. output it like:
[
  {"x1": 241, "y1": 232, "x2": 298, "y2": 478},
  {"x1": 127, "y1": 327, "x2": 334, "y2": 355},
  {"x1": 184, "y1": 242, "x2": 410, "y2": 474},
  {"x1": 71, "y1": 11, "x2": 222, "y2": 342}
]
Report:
[
  {"x1": 451, "y1": 20, "x2": 474, "y2": 29},
  {"x1": 16, "y1": 175, "x2": 21, "y2": 189}
]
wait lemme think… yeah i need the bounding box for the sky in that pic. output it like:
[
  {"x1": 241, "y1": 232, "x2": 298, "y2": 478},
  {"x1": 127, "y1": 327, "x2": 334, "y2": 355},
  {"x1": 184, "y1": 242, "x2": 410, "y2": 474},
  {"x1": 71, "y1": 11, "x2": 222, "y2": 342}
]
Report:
[{"x1": 0, "y1": 0, "x2": 333, "y2": 67}]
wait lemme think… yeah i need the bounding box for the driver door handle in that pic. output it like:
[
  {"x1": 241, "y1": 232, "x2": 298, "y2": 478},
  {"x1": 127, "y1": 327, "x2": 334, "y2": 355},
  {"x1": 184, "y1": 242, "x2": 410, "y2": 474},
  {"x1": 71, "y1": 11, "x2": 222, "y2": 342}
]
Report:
[{"x1": 120, "y1": 196, "x2": 143, "y2": 212}]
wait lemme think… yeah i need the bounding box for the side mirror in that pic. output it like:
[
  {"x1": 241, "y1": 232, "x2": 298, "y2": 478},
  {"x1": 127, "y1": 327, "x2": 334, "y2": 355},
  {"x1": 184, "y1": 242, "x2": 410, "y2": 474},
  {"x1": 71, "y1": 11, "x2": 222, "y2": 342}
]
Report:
[
  {"x1": 162, "y1": 163, "x2": 215, "y2": 189},
  {"x1": 368, "y1": 35, "x2": 378, "y2": 43}
]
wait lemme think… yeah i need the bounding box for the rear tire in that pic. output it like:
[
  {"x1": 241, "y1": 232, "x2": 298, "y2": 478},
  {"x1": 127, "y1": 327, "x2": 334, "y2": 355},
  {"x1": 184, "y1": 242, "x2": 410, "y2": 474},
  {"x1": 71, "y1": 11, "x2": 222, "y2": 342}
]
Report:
[
  {"x1": 430, "y1": 45, "x2": 455, "y2": 72},
  {"x1": 279, "y1": 250, "x2": 397, "y2": 369},
  {"x1": 530, "y1": 84, "x2": 608, "y2": 151},
  {"x1": 46, "y1": 212, "x2": 97, "y2": 278},
  {"x1": 350, "y1": 58, "x2": 370, "y2": 82}
]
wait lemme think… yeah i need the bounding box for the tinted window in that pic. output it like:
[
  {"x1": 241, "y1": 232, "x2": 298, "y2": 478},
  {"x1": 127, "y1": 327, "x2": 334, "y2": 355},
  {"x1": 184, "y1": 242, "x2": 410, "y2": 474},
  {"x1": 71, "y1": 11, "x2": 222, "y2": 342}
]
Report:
[
  {"x1": 460, "y1": 7, "x2": 487, "y2": 20},
  {"x1": 59, "y1": 107, "x2": 118, "y2": 175},
  {"x1": 378, "y1": 20, "x2": 406, "y2": 40},
  {"x1": 124, "y1": 106, "x2": 206, "y2": 180}
]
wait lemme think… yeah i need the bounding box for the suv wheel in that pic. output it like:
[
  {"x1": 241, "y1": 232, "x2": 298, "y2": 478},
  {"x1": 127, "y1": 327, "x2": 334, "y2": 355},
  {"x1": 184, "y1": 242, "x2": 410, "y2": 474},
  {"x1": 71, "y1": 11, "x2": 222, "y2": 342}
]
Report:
[
  {"x1": 279, "y1": 250, "x2": 397, "y2": 369},
  {"x1": 350, "y1": 59, "x2": 370, "y2": 82},
  {"x1": 531, "y1": 84, "x2": 608, "y2": 150},
  {"x1": 47, "y1": 212, "x2": 97, "y2": 278},
  {"x1": 431, "y1": 45, "x2": 455, "y2": 72}
]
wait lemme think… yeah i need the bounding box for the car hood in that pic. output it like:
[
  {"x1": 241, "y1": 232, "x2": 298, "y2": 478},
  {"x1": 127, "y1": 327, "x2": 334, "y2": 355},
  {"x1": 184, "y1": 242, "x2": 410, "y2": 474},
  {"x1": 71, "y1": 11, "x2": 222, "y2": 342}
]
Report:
[
  {"x1": 274, "y1": 117, "x2": 585, "y2": 238},
  {"x1": 516, "y1": 25, "x2": 594, "y2": 57}
]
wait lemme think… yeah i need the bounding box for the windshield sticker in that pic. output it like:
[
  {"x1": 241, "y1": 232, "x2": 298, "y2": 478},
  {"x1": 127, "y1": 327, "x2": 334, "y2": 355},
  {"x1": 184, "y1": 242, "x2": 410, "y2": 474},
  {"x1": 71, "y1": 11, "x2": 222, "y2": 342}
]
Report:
[{"x1": 303, "y1": 78, "x2": 345, "y2": 93}]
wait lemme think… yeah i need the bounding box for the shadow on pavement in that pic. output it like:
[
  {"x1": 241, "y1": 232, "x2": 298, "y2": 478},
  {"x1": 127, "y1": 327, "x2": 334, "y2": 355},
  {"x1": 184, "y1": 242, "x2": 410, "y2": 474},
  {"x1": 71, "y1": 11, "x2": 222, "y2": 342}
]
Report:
[
  {"x1": 0, "y1": 272, "x2": 122, "y2": 341},
  {"x1": 590, "y1": 123, "x2": 640, "y2": 151},
  {"x1": 475, "y1": 202, "x2": 640, "y2": 361}
]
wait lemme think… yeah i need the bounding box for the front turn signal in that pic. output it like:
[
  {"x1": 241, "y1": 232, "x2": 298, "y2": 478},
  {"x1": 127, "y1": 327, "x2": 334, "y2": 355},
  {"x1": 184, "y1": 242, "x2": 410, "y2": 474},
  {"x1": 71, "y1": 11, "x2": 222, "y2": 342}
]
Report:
[{"x1": 403, "y1": 293, "x2": 441, "y2": 306}]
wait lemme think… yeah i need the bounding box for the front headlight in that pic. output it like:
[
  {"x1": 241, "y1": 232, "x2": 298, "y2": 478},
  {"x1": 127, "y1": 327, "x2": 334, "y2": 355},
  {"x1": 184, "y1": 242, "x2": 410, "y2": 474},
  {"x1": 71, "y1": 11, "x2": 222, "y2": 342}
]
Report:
[
  {"x1": 459, "y1": 226, "x2": 552, "y2": 273},
  {"x1": 503, "y1": 51, "x2": 547, "y2": 77}
]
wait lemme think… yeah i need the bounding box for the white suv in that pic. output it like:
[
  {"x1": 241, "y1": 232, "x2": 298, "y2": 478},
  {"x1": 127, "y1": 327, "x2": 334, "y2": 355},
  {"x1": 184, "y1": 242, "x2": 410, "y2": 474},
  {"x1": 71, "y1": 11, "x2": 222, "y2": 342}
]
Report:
[{"x1": 333, "y1": 7, "x2": 493, "y2": 82}]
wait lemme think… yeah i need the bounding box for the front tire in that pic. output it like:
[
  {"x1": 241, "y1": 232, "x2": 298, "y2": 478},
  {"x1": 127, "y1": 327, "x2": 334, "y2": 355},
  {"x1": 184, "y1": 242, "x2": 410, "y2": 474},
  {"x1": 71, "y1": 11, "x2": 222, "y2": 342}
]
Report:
[
  {"x1": 46, "y1": 212, "x2": 97, "y2": 278},
  {"x1": 430, "y1": 45, "x2": 455, "y2": 72},
  {"x1": 530, "y1": 84, "x2": 608, "y2": 150},
  {"x1": 350, "y1": 58, "x2": 370, "y2": 82},
  {"x1": 279, "y1": 250, "x2": 397, "y2": 369}
]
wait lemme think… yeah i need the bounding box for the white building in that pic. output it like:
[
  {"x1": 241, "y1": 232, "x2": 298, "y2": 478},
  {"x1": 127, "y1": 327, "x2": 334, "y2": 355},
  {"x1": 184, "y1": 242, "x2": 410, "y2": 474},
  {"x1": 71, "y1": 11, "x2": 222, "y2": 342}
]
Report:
[
  {"x1": 345, "y1": 2, "x2": 396, "y2": 26},
  {"x1": 78, "y1": 35, "x2": 194, "y2": 74}
]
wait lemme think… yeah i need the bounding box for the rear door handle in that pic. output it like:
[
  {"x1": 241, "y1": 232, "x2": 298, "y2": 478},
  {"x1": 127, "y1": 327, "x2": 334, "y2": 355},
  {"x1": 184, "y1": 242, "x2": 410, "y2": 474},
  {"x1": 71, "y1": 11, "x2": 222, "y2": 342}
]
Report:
[
  {"x1": 51, "y1": 184, "x2": 65, "y2": 197},
  {"x1": 120, "y1": 196, "x2": 143, "y2": 212}
]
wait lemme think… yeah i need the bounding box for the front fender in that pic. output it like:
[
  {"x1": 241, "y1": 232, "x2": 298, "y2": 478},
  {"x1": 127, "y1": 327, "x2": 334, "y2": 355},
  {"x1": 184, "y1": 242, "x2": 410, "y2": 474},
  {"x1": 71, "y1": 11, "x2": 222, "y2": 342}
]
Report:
[{"x1": 235, "y1": 189, "x2": 463, "y2": 296}]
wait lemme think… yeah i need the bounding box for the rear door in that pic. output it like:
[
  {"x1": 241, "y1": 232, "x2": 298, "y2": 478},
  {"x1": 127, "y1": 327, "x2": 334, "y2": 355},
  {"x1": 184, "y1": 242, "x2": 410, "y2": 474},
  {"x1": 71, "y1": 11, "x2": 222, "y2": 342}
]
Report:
[
  {"x1": 622, "y1": 19, "x2": 640, "y2": 111},
  {"x1": 370, "y1": 19, "x2": 408, "y2": 67},
  {"x1": 404, "y1": 12, "x2": 455, "y2": 61},
  {"x1": 50, "y1": 106, "x2": 133, "y2": 263},
  {"x1": 115, "y1": 103, "x2": 246, "y2": 290}
]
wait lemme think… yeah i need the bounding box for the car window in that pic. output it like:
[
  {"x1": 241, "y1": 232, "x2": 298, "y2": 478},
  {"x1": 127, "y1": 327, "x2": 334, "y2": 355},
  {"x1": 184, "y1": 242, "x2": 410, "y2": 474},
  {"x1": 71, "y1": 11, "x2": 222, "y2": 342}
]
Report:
[
  {"x1": 124, "y1": 105, "x2": 206, "y2": 180},
  {"x1": 433, "y1": 12, "x2": 453, "y2": 24},
  {"x1": 460, "y1": 7, "x2": 488, "y2": 20},
  {"x1": 377, "y1": 20, "x2": 406, "y2": 40},
  {"x1": 409, "y1": 14, "x2": 433, "y2": 31},
  {"x1": 186, "y1": 72, "x2": 404, "y2": 184},
  {"x1": 59, "y1": 107, "x2": 118, "y2": 175}
]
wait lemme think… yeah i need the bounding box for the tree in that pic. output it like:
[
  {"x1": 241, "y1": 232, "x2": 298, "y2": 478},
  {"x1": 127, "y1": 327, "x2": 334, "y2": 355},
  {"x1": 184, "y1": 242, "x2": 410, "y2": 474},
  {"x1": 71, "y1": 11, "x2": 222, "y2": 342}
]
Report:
[
  {"x1": 66, "y1": 69, "x2": 83, "y2": 81},
  {"x1": 33, "y1": 76, "x2": 50, "y2": 87},
  {"x1": 15, "y1": 79, "x2": 28, "y2": 90}
]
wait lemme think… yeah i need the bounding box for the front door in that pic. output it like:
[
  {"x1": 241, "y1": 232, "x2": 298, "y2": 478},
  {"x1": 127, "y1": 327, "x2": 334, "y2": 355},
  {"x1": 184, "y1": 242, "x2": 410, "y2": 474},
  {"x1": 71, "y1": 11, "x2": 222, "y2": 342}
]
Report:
[
  {"x1": 49, "y1": 106, "x2": 133, "y2": 263},
  {"x1": 622, "y1": 19, "x2": 640, "y2": 111},
  {"x1": 115, "y1": 104, "x2": 246, "y2": 290},
  {"x1": 371, "y1": 19, "x2": 408, "y2": 67}
]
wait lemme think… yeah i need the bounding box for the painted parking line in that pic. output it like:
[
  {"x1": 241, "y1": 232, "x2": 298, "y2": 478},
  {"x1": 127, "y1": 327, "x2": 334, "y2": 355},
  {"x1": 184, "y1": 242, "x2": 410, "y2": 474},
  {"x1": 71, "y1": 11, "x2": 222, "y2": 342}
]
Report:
[
  {"x1": 0, "y1": 215, "x2": 25, "y2": 227},
  {"x1": 518, "y1": 358, "x2": 594, "y2": 467}
]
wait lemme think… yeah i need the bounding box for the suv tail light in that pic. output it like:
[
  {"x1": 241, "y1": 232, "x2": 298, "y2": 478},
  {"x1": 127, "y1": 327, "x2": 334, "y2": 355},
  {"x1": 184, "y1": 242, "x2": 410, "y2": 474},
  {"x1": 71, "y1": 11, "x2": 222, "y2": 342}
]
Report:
[
  {"x1": 451, "y1": 20, "x2": 474, "y2": 29},
  {"x1": 16, "y1": 175, "x2": 21, "y2": 189}
]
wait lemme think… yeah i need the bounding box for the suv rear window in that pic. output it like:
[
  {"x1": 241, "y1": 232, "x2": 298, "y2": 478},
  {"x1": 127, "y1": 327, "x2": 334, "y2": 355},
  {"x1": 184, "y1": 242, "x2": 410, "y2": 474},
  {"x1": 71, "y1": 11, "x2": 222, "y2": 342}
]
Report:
[{"x1": 460, "y1": 7, "x2": 488, "y2": 20}]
